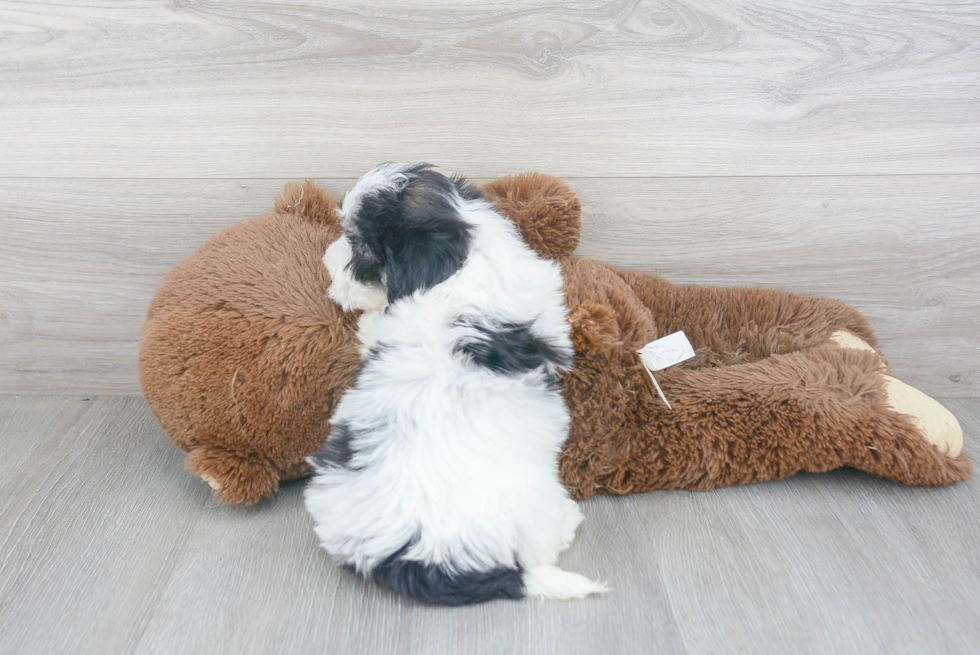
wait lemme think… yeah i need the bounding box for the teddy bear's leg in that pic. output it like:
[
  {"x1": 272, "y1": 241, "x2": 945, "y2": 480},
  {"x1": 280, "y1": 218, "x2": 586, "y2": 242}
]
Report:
[
  {"x1": 828, "y1": 330, "x2": 963, "y2": 457},
  {"x1": 640, "y1": 283, "x2": 965, "y2": 460},
  {"x1": 659, "y1": 346, "x2": 969, "y2": 489},
  {"x1": 614, "y1": 270, "x2": 878, "y2": 366},
  {"x1": 561, "y1": 335, "x2": 971, "y2": 497},
  {"x1": 185, "y1": 445, "x2": 280, "y2": 505}
]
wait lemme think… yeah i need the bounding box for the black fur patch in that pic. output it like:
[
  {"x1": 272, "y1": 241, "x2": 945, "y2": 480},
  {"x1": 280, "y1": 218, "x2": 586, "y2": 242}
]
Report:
[
  {"x1": 451, "y1": 173, "x2": 484, "y2": 201},
  {"x1": 346, "y1": 164, "x2": 472, "y2": 304},
  {"x1": 454, "y1": 318, "x2": 572, "y2": 375},
  {"x1": 346, "y1": 234, "x2": 383, "y2": 285},
  {"x1": 309, "y1": 422, "x2": 358, "y2": 470},
  {"x1": 371, "y1": 542, "x2": 525, "y2": 606}
]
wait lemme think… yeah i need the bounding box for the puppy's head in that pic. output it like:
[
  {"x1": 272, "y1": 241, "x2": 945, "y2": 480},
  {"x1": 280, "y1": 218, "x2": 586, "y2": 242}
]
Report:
[{"x1": 324, "y1": 163, "x2": 476, "y2": 311}]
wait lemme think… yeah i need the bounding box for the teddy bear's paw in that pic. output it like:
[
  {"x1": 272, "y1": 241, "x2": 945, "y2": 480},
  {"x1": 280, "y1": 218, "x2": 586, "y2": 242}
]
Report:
[
  {"x1": 830, "y1": 329, "x2": 877, "y2": 354},
  {"x1": 830, "y1": 329, "x2": 889, "y2": 373},
  {"x1": 568, "y1": 302, "x2": 621, "y2": 352},
  {"x1": 186, "y1": 446, "x2": 280, "y2": 505},
  {"x1": 201, "y1": 474, "x2": 222, "y2": 492},
  {"x1": 881, "y1": 375, "x2": 963, "y2": 458},
  {"x1": 278, "y1": 459, "x2": 315, "y2": 482}
]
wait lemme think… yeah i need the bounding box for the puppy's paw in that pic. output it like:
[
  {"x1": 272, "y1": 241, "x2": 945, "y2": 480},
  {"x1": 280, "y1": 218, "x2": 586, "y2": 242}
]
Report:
[
  {"x1": 559, "y1": 501, "x2": 585, "y2": 551},
  {"x1": 524, "y1": 565, "x2": 609, "y2": 600}
]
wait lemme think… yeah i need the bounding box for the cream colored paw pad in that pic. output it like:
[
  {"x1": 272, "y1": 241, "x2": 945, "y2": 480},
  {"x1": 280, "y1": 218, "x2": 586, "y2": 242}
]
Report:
[
  {"x1": 881, "y1": 375, "x2": 963, "y2": 458},
  {"x1": 831, "y1": 330, "x2": 887, "y2": 372},
  {"x1": 202, "y1": 475, "x2": 223, "y2": 492},
  {"x1": 830, "y1": 330, "x2": 878, "y2": 354}
]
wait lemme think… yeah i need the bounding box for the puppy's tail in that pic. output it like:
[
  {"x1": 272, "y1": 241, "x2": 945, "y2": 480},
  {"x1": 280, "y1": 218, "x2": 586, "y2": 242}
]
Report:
[
  {"x1": 523, "y1": 565, "x2": 609, "y2": 600},
  {"x1": 372, "y1": 558, "x2": 525, "y2": 606},
  {"x1": 372, "y1": 557, "x2": 607, "y2": 605}
]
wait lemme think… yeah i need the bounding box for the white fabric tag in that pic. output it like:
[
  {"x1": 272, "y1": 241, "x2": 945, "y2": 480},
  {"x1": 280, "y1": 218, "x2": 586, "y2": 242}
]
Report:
[
  {"x1": 637, "y1": 331, "x2": 696, "y2": 410},
  {"x1": 638, "y1": 331, "x2": 696, "y2": 371}
]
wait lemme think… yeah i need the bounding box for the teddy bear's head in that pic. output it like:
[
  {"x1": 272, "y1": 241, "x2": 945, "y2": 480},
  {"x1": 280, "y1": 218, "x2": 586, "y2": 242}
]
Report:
[{"x1": 139, "y1": 173, "x2": 583, "y2": 504}]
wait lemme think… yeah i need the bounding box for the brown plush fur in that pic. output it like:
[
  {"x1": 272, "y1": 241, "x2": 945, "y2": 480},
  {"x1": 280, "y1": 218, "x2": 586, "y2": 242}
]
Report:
[
  {"x1": 139, "y1": 182, "x2": 359, "y2": 503},
  {"x1": 139, "y1": 175, "x2": 971, "y2": 505},
  {"x1": 558, "y1": 259, "x2": 971, "y2": 497},
  {"x1": 481, "y1": 172, "x2": 581, "y2": 260}
]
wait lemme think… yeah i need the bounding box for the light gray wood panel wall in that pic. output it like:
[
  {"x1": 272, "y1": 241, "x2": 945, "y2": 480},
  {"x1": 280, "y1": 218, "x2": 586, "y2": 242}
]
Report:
[
  {"x1": 576, "y1": 175, "x2": 980, "y2": 397},
  {"x1": 1, "y1": 1, "x2": 978, "y2": 396},
  {"x1": 1, "y1": 1, "x2": 979, "y2": 177},
  {"x1": 2, "y1": 396, "x2": 979, "y2": 654},
  {"x1": 1, "y1": 176, "x2": 977, "y2": 396}
]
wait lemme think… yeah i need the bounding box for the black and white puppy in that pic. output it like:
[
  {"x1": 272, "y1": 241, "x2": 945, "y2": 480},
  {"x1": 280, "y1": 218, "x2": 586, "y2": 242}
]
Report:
[{"x1": 304, "y1": 163, "x2": 607, "y2": 605}]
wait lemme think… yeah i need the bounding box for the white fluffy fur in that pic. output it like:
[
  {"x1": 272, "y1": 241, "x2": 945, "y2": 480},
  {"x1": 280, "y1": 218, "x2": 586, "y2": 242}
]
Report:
[
  {"x1": 305, "y1": 165, "x2": 607, "y2": 601},
  {"x1": 323, "y1": 237, "x2": 388, "y2": 314},
  {"x1": 337, "y1": 162, "x2": 414, "y2": 233}
]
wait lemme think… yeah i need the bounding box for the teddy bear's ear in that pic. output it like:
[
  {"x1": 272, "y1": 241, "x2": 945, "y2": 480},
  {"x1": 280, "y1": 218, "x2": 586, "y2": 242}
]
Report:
[
  {"x1": 274, "y1": 180, "x2": 340, "y2": 226},
  {"x1": 480, "y1": 172, "x2": 581, "y2": 260}
]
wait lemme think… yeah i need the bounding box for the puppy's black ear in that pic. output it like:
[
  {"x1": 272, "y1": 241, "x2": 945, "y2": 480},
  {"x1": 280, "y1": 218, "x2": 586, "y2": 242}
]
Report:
[
  {"x1": 451, "y1": 173, "x2": 484, "y2": 202},
  {"x1": 383, "y1": 199, "x2": 471, "y2": 304}
]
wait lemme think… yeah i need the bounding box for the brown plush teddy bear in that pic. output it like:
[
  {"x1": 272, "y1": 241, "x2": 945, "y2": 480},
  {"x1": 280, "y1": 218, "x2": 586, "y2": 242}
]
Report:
[{"x1": 139, "y1": 174, "x2": 969, "y2": 505}]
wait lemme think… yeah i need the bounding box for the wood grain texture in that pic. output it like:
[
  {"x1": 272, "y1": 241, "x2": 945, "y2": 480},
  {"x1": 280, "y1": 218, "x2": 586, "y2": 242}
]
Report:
[
  {"x1": 575, "y1": 175, "x2": 980, "y2": 397},
  {"x1": 1, "y1": 0, "x2": 979, "y2": 177},
  {"x1": 1, "y1": 396, "x2": 978, "y2": 654},
  {"x1": 2, "y1": 176, "x2": 977, "y2": 396},
  {"x1": 0, "y1": 396, "x2": 211, "y2": 655},
  {"x1": 0, "y1": 178, "x2": 306, "y2": 395}
]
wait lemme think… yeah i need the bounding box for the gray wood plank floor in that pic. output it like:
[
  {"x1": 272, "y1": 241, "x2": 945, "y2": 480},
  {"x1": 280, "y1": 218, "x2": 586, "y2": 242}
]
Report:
[{"x1": 2, "y1": 395, "x2": 978, "y2": 654}]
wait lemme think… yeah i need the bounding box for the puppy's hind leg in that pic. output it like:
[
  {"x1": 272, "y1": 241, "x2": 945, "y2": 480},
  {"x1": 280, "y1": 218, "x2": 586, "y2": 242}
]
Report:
[{"x1": 523, "y1": 565, "x2": 609, "y2": 600}]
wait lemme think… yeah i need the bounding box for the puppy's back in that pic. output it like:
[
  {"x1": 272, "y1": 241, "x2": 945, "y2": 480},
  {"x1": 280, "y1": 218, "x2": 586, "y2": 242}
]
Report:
[{"x1": 306, "y1": 163, "x2": 606, "y2": 605}]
